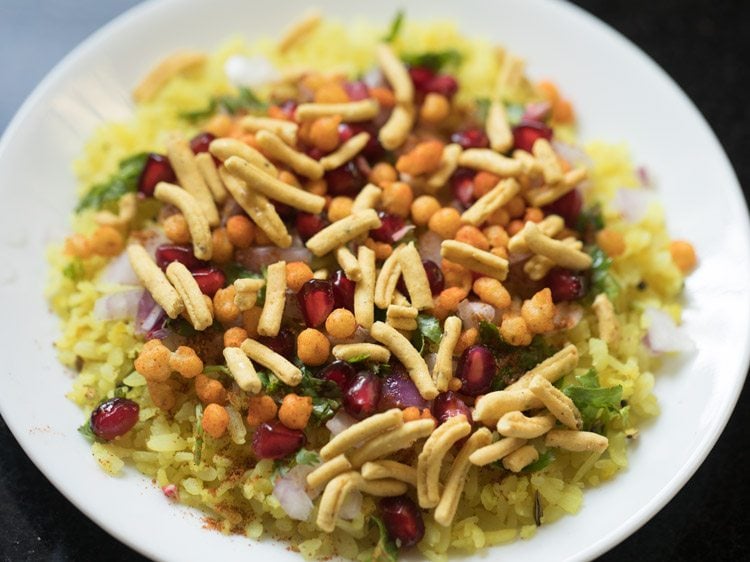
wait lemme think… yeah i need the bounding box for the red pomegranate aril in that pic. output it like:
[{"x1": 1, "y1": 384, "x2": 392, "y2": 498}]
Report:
[
  {"x1": 432, "y1": 391, "x2": 473, "y2": 425},
  {"x1": 408, "y1": 66, "x2": 436, "y2": 91},
  {"x1": 370, "y1": 212, "x2": 406, "y2": 244},
  {"x1": 512, "y1": 119, "x2": 553, "y2": 153},
  {"x1": 138, "y1": 153, "x2": 176, "y2": 197},
  {"x1": 324, "y1": 161, "x2": 365, "y2": 197},
  {"x1": 319, "y1": 360, "x2": 356, "y2": 393},
  {"x1": 451, "y1": 168, "x2": 476, "y2": 207},
  {"x1": 543, "y1": 188, "x2": 583, "y2": 227},
  {"x1": 306, "y1": 147, "x2": 326, "y2": 160},
  {"x1": 332, "y1": 270, "x2": 355, "y2": 311},
  {"x1": 295, "y1": 212, "x2": 328, "y2": 242},
  {"x1": 424, "y1": 74, "x2": 459, "y2": 99},
  {"x1": 379, "y1": 496, "x2": 425, "y2": 548},
  {"x1": 90, "y1": 397, "x2": 139, "y2": 441},
  {"x1": 191, "y1": 267, "x2": 226, "y2": 297},
  {"x1": 338, "y1": 123, "x2": 355, "y2": 143},
  {"x1": 450, "y1": 128, "x2": 489, "y2": 149},
  {"x1": 422, "y1": 260, "x2": 445, "y2": 295},
  {"x1": 343, "y1": 81, "x2": 370, "y2": 101},
  {"x1": 344, "y1": 371, "x2": 381, "y2": 419},
  {"x1": 545, "y1": 268, "x2": 588, "y2": 302},
  {"x1": 273, "y1": 200, "x2": 296, "y2": 222},
  {"x1": 298, "y1": 279, "x2": 335, "y2": 328},
  {"x1": 258, "y1": 328, "x2": 296, "y2": 359},
  {"x1": 456, "y1": 345, "x2": 497, "y2": 396},
  {"x1": 155, "y1": 244, "x2": 206, "y2": 271},
  {"x1": 252, "y1": 421, "x2": 306, "y2": 459},
  {"x1": 189, "y1": 132, "x2": 216, "y2": 154},
  {"x1": 377, "y1": 366, "x2": 428, "y2": 411}
]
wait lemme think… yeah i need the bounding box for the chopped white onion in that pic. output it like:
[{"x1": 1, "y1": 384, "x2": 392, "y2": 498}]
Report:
[
  {"x1": 93, "y1": 289, "x2": 143, "y2": 321},
  {"x1": 392, "y1": 225, "x2": 416, "y2": 242},
  {"x1": 553, "y1": 302, "x2": 584, "y2": 331},
  {"x1": 225, "y1": 55, "x2": 280, "y2": 87},
  {"x1": 552, "y1": 140, "x2": 593, "y2": 169},
  {"x1": 522, "y1": 101, "x2": 551, "y2": 122},
  {"x1": 99, "y1": 251, "x2": 139, "y2": 286},
  {"x1": 643, "y1": 307, "x2": 695, "y2": 354},
  {"x1": 417, "y1": 230, "x2": 443, "y2": 264},
  {"x1": 457, "y1": 299, "x2": 496, "y2": 330},
  {"x1": 273, "y1": 465, "x2": 315, "y2": 521},
  {"x1": 325, "y1": 410, "x2": 357, "y2": 436},
  {"x1": 235, "y1": 246, "x2": 312, "y2": 272},
  {"x1": 611, "y1": 188, "x2": 653, "y2": 223},
  {"x1": 362, "y1": 67, "x2": 384, "y2": 88},
  {"x1": 424, "y1": 352, "x2": 438, "y2": 373},
  {"x1": 338, "y1": 489, "x2": 363, "y2": 520}
]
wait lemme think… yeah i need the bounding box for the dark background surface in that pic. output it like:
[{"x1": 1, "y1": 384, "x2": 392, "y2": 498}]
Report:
[{"x1": 0, "y1": 1, "x2": 747, "y2": 560}]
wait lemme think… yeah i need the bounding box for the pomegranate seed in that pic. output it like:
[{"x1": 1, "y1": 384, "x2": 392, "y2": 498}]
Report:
[
  {"x1": 424, "y1": 74, "x2": 459, "y2": 99},
  {"x1": 162, "y1": 484, "x2": 179, "y2": 500},
  {"x1": 343, "y1": 371, "x2": 381, "y2": 419},
  {"x1": 258, "y1": 328, "x2": 296, "y2": 359},
  {"x1": 378, "y1": 366, "x2": 428, "y2": 411},
  {"x1": 451, "y1": 168, "x2": 476, "y2": 207},
  {"x1": 306, "y1": 147, "x2": 326, "y2": 160},
  {"x1": 450, "y1": 128, "x2": 489, "y2": 149},
  {"x1": 397, "y1": 260, "x2": 444, "y2": 298},
  {"x1": 343, "y1": 81, "x2": 370, "y2": 101},
  {"x1": 456, "y1": 345, "x2": 497, "y2": 396},
  {"x1": 332, "y1": 270, "x2": 355, "y2": 311},
  {"x1": 272, "y1": 200, "x2": 296, "y2": 222},
  {"x1": 338, "y1": 123, "x2": 355, "y2": 143},
  {"x1": 408, "y1": 66, "x2": 436, "y2": 91},
  {"x1": 252, "y1": 421, "x2": 306, "y2": 459},
  {"x1": 155, "y1": 244, "x2": 206, "y2": 271},
  {"x1": 319, "y1": 360, "x2": 356, "y2": 393},
  {"x1": 370, "y1": 212, "x2": 406, "y2": 244},
  {"x1": 191, "y1": 267, "x2": 226, "y2": 297},
  {"x1": 324, "y1": 161, "x2": 365, "y2": 197},
  {"x1": 90, "y1": 397, "x2": 139, "y2": 441},
  {"x1": 432, "y1": 391, "x2": 473, "y2": 425},
  {"x1": 295, "y1": 212, "x2": 329, "y2": 241},
  {"x1": 138, "y1": 153, "x2": 176, "y2": 197},
  {"x1": 298, "y1": 279, "x2": 335, "y2": 328},
  {"x1": 543, "y1": 188, "x2": 583, "y2": 227},
  {"x1": 545, "y1": 268, "x2": 588, "y2": 302},
  {"x1": 379, "y1": 496, "x2": 425, "y2": 548},
  {"x1": 189, "y1": 132, "x2": 216, "y2": 154},
  {"x1": 422, "y1": 260, "x2": 445, "y2": 295},
  {"x1": 512, "y1": 120, "x2": 553, "y2": 153}
]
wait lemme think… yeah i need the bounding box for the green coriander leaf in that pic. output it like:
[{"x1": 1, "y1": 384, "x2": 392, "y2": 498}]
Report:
[
  {"x1": 576, "y1": 368, "x2": 599, "y2": 388},
  {"x1": 523, "y1": 450, "x2": 555, "y2": 473},
  {"x1": 372, "y1": 363, "x2": 392, "y2": 377},
  {"x1": 401, "y1": 49, "x2": 463, "y2": 72},
  {"x1": 587, "y1": 245, "x2": 620, "y2": 302},
  {"x1": 112, "y1": 386, "x2": 129, "y2": 399},
  {"x1": 382, "y1": 10, "x2": 404, "y2": 42},
  {"x1": 77, "y1": 421, "x2": 96, "y2": 443},
  {"x1": 576, "y1": 204, "x2": 605, "y2": 240},
  {"x1": 193, "y1": 403, "x2": 204, "y2": 465},
  {"x1": 416, "y1": 314, "x2": 442, "y2": 344},
  {"x1": 310, "y1": 397, "x2": 339, "y2": 425},
  {"x1": 370, "y1": 515, "x2": 399, "y2": 562},
  {"x1": 165, "y1": 316, "x2": 198, "y2": 337},
  {"x1": 346, "y1": 353, "x2": 371, "y2": 364},
  {"x1": 203, "y1": 365, "x2": 231, "y2": 376},
  {"x1": 411, "y1": 329, "x2": 424, "y2": 355},
  {"x1": 222, "y1": 262, "x2": 261, "y2": 285},
  {"x1": 76, "y1": 152, "x2": 148, "y2": 212},
  {"x1": 563, "y1": 377, "x2": 623, "y2": 430},
  {"x1": 181, "y1": 87, "x2": 267, "y2": 122},
  {"x1": 495, "y1": 334, "x2": 558, "y2": 388},
  {"x1": 294, "y1": 449, "x2": 321, "y2": 466},
  {"x1": 62, "y1": 260, "x2": 85, "y2": 282}
]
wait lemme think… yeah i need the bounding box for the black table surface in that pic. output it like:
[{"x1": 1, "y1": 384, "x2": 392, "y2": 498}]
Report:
[{"x1": 1, "y1": 1, "x2": 748, "y2": 560}]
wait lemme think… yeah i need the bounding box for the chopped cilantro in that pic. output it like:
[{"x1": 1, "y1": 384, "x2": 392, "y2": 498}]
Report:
[
  {"x1": 62, "y1": 260, "x2": 85, "y2": 282},
  {"x1": 562, "y1": 369, "x2": 624, "y2": 431},
  {"x1": 294, "y1": 449, "x2": 321, "y2": 466},
  {"x1": 382, "y1": 10, "x2": 404, "y2": 42},
  {"x1": 346, "y1": 353, "x2": 371, "y2": 364},
  {"x1": 523, "y1": 450, "x2": 555, "y2": 473},
  {"x1": 576, "y1": 204, "x2": 605, "y2": 242},
  {"x1": 587, "y1": 245, "x2": 620, "y2": 302},
  {"x1": 222, "y1": 262, "x2": 261, "y2": 284},
  {"x1": 371, "y1": 363, "x2": 392, "y2": 377},
  {"x1": 181, "y1": 87, "x2": 267, "y2": 122},
  {"x1": 77, "y1": 420, "x2": 96, "y2": 443},
  {"x1": 76, "y1": 152, "x2": 148, "y2": 212},
  {"x1": 259, "y1": 365, "x2": 342, "y2": 426},
  {"x1": 165, "y1": 316, "x2": 198, "y2": 337},
  {"x1": 112, "y1": 385, "x2": 129, "y2": 399},
  {"x1": 416, "y1": 314, "x2": 442, "y2": 345},
  {"x1": 193, "y1": 403, "x2": 204, "y2": 464},
  {"x1": 203, "y1": 365, "x2": 231, "y2": 377},
  {"x1": 401, "y1": 49, "x2": 463, "y2": 72},
  {"x1": 370, "y1": 515, "x2": 399, "y2": 562}
]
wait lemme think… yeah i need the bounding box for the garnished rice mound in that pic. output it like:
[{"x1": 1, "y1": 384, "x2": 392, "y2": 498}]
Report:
[{"x1": 46, "y1": 13, "x2": 696, "y2": 562}]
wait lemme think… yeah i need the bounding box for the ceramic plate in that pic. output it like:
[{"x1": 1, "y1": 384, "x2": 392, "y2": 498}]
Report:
[{"x1": 0, "y1": 0, "x2": 747, "y2": 560}]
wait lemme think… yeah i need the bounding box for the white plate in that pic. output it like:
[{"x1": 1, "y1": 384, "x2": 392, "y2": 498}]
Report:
[{"x1": 0, "y1": 0, "x2": 748, "y2": 560}]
